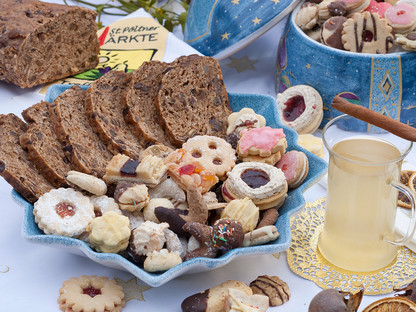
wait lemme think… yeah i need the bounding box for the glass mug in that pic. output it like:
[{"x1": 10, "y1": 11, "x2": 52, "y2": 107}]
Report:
[{"x1": 318, "y1": 114, "x2": 416, "y2": 272}]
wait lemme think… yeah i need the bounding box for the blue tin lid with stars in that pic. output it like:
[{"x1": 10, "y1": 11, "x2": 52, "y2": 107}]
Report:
[{"x1": 184, "y1": 0, "x2": 301, "y2": 60}]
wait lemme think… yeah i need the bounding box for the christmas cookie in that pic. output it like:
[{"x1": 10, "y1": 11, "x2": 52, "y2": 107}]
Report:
[
  {"x1": 321, "y1": 16, "x2": 348, "y2": 49},
  {"x1": 277, "y1": 85, "x2": 323, "y2": 134},
  {"x1": 182, "y1": 135, "x2": 236, "y2": 181},
  {"x1": 57, "y1": 275, "x2": 125, "y2": 312},
  {"x1": 395, "y1": 31, "x2": 416, "y2": 50},
  {"x1": 385, "y1": 2, "x2": 416, "y2": 33},
  {"x1": 212, "y1": 218, "x2": 245, "y2": 252},
  {"x1": 33, "y1": 188, "x2": 94, "y2": 237},
  {"x1": 225, "y1": 288, "x2": 269, "y2": 312},
  {"x1": 88, "y1": 211, "x2": 130, "y2": 253},
  {"x1": 182, "y1": 221, "x2": 218, "y2": 260},
  {"x1": 276, "y1": 150, "x2": 309, "y2": 189},
  {"x1": 113, "y1": 181, "x2": 149, "y2": 212},
  {"x1": 365, "y1": 0, "x2": 392, "y2": 18},
  {"x1": 143, "y1": 249, "x2": 182, "y2": 272},
  {"x1": 295, "y1": 2, "x2": 319, "y2": 31},
  {"x1": 90, "y1": 195, "x2": 121, "y2": 217},
  {"x1": 250, "y1": 275, "x2": 291, "y2": 307},
  {"x1": 220, "y1": 197, "x2": 259, "y2": 233},
  {"x1": 243, "y1": 225, "x2": 280, "y2": 247},
  {"x1": 226, "y1": 107, "x2": 266, "y2": 135},
  {"x1": 164, "y1": 149, "x2": 219, "y2": 194},
  {"x1": 222, "y1": 162, "x2": 288, "y2": 210},
  {"x1": 66, "y1": 171, "x2": 107, "y2": 196},
  {"x1": 342, "y1": 11, "x2": 394, "y2": 53}
]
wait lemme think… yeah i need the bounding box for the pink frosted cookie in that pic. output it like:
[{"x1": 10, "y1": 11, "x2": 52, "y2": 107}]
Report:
[
  {"x1": 277, "y1": 85, "x2": 323, "y2": 134},
  {"x1": 385, "y1": 2, "x2": 416, "y2": 33},
  {"x1": 237, "y1": 127, "x2": 287, "y2": 165},
  {"x1": 365, "y1": 0, "x2": 392, "y2": 18},
  {"x1": 276, "y1": 151, "x2": 309, "y2": 189}
]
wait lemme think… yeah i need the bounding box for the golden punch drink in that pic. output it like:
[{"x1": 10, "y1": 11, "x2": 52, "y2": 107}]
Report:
[{"x1": 319, "y1": 115, "x2": 415, "y2": 272}]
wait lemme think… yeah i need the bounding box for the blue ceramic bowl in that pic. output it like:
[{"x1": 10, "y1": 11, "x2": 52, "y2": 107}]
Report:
[
  {"x1": 15, "y1": 85, "x2": 327, "y2": 287},
  {"x1": 184, "y1": 0, "x2": 301, "y2": 59},
  {"x1": 276, "y1": 4, "x2": 416, "y2": 131}
]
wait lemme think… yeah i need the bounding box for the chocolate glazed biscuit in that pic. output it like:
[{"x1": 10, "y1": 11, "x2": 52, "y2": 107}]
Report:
[
  {"x1": 321, "y1": 16, "x2": 348, "y2": 49},
  {"x1": 250, "y1": 275, "x2": 291, "y2": 306}
]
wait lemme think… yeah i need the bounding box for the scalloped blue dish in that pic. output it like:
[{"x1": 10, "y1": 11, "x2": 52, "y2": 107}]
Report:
[{"x1": 15, "y1": 84, "x2": 327, "y2": 287}]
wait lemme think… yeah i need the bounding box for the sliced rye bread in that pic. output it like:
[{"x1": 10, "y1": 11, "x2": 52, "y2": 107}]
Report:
[
  {"x1": 48, "y1": 85, "x2": 113, "y2": 177},
  {"x1": 156, "y1": 54, "x2": 232, "y2": 146},
  {"x1": 85, "y1": 70, "x2": 144, "y2": 159},
  {"x1": 0, "y1": 113, "x2": 54, "y2": 204},
  {"x1": 20, "y1": 101, "x2": 72, "y2": 187},
  {"x1": 122, "y1": 60, "x2": 173, "y2": 147}
]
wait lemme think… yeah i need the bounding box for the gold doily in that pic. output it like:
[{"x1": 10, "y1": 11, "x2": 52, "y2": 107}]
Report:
[{"x1": 287, "y1": 197, "x2": 416, "y2": 295}]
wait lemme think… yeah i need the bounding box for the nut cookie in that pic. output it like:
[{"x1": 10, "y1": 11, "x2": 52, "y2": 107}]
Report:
[{"x1": 342, "y1": 11, "x2": 394, "y2": 53}]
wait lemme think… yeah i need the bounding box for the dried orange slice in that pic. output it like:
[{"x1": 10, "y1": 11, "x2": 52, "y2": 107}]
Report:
[
  {"x1": 398, "y1": 170, "x2": 416, "y2": 209},
  {"x1": 362, "y1": 297, "x2": 416, "y2": 312}
]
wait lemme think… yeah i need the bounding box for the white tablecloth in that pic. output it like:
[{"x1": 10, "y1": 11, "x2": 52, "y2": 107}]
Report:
[{"x1": 1, "y1": 1, "x2": 415, "y2": 311}]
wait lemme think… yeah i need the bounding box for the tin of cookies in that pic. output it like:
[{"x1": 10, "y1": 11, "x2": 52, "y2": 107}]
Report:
[{"x1": 341, "y1": 11, "x2": 394, "y2": 53}]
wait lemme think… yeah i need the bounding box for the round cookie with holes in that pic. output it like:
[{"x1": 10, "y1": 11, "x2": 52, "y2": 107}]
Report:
[{"x1": 182, "y1": 135, "x2": 237, "y2": 181}]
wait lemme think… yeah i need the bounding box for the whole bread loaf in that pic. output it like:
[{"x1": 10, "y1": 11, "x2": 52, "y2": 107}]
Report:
[
  {"x1": 156, "y1": 54, "x2": 231, "y2": 146},
  {"x1": 49, "y1": 85, "x2": 113, "y2": 177},
  {"x1": 0, "y1": 0, "x2": 99, "y2": 88},
  {"x1": 20, "y1": 101, "x2": 72, "y2": 187},
  {"x1": 122, "y1": 60, "x2": 173, "y2": 147},
  {"x1": 0, "y1": 113, "x2": 53, "y2": 204},
  {"x1": 85, "y1": 71, "x2": 144, "y2": 159}
]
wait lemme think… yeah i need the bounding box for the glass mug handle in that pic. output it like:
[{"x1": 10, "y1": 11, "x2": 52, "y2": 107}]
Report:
[{"x1": 385, "y1": 180, "x2": 416, "y2": 246}]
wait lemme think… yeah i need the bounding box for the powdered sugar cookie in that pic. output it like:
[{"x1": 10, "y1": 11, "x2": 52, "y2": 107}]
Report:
[
  {"x1": 58, "y1": 275, "x2": 125, "y2": 312},
  {"x1": 385, "y1": 2, "x2": 416, "y2": 33},
  {"x1": 395, "y1": 31, "x2": 416, "y2": 50},
  {"x1": 276, "y1": 150, "x2": 309, "y2": 189},
  {"x1": 226, "y1": 107, "x2": 266, "y2": 135},
  {"x1": 90, "y1": 195, "x2": 121, "y2": 217},
  {"x1": 33, "y1": 188, "x2": 94, "y2": 237},
  {"x1": 143, "y1": 249, "x2": 182, "y2": 272},
  {"x1": 226, "y1": 288, "x2": 269, "y2": 312},
  {"x1": 66, "y1": 171, "x2": 107, "y2": 196},
  {"x1": 342, "y1": 11, "x2": 394, "y2": 53},
  {"x1": 182, "y1": 135, "x2": 236, "y2": 181},
  {"x1": 88, "y1": 211, "x2": 130, "y2": 253},
  {"x1": 277, "y1": 85, "x2": 323, "y2": 134}
]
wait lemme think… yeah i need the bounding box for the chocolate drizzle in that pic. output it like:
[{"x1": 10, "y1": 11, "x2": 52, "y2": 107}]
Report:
[{"x1": 120, "y1": 158, "x2": 139, "y2": 177}]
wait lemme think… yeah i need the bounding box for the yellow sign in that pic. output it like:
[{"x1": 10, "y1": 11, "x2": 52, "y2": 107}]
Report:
[{"x1": 40, "y1": 16, "x2": 168, "y2": 93}]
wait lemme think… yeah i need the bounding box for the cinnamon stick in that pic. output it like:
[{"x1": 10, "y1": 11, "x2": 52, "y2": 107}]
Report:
[{"x1": 331, "y1": 95, "x2": 416, "y2": 142}]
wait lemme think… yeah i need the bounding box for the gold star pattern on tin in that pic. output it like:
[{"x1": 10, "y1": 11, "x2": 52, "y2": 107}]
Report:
[
  {"x1": 231, "y1": 0, "x2": 240, "y2": 4},
  {"x1": 114, "y1": 277, "x2": 152, "y2": 302},
  {"x1": 221, "y1": 32, "x2": 230, "y2": 40},
  {"x1": 226, "y1": 56, "x2": 258, "y2": 73},
  {"x1": 271, "y1": 0, "x2": 280, "y2": 4},
  {"x1": 306, "y1": 63, "x2": 311, "y2": 69},
  {"x1": 252, "y1": 17, "x2": 262, "y2": 25}
]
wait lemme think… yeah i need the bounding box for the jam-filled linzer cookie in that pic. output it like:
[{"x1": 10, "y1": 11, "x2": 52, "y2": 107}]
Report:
[
  {"x1": 222, "y1": 162, "x2": 288, "y2": 210},
  {"x1": 341, "y1": 11, "x2": 394, "y2": 53},
  {"x1": 57, "y1": 275, "x2": 125, "y2": 312},
  {"x1": 277, "y1": 85, "x2": 323, "y2": 134}
]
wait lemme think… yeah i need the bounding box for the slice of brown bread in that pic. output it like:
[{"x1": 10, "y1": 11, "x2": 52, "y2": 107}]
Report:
[
  {"x1": 122, "y1": 60, "x2": 173, "y2": 147},
  {"x1": 20, "y1": 101, "x2": 72, "y2": 187},
  {"x1": 49, "y1": 85, "x2": 113, "y2": 177},
  {"x1": 156, "y1": 54, "x2": 232, "y2": 146},
  {"x1": 0, "y1": 0, "x2": 99, "y2": 88},
  {"x1": 85, "y1": 70, "x2": 144, "y2": 159},
  {"x1": 0, "y1": 113, "x2": 54, "y2": 204}
]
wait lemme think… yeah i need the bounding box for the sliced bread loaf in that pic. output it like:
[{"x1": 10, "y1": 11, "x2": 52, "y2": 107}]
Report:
[
  {"x1": 85, "y1": 70, "x2": 144, "y2": 159},
  {"x1": 49, "y1": 85, "x2": 113, "y2": 177},
  {"x1": 122, "y1": 60, "x2": 173, "y2": 147},
  {"x1": 0, "y1": 113, "x2": 53, "y2": 204},
  {"x1": 156, "y1": 54, "x2": 232, "y2": 146},
  {"x1": 20, "y1": 101, "x2": 72, "y2": 187}
]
